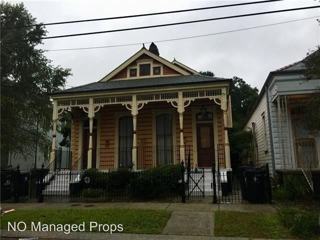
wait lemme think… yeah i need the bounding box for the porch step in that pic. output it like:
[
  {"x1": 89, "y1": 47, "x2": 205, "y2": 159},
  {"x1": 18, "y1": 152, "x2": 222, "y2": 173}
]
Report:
[{"x1": 42, "y1": 170, "x2": 81, "y2": 196}]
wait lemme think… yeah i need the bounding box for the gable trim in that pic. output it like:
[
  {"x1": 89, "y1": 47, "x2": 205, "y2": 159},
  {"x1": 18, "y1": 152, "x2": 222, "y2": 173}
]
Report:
[
  {"x1": 172, "y1": 59, "x2": 199, "y2": 75},
  {"x1": 99, "y1": 48, "x2": 190, "y2": 82}
]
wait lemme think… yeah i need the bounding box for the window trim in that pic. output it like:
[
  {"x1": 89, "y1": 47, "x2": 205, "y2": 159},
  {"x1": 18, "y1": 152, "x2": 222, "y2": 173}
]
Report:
[
  {"x1": 127, "y1": 60, "x2": 163, "y2": 78},
  {"x1": 152, "y1": 65, "x2": 163, "y2": 76},
  {"x1": 128, "y1": 67, "x2": 137, "y2": 77},
  {"x1": 139, "y1": 63, "x2": 151, "y2": 77}
]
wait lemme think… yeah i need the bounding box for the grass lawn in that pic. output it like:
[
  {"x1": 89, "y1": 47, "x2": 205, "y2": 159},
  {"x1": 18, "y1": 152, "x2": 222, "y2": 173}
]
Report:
[
  {"x1": 0, "y1": 208, "x2": 171, "y2": 234},
  {"x1": 214, "y1": 211, "x2": 294, "y2": 239}
]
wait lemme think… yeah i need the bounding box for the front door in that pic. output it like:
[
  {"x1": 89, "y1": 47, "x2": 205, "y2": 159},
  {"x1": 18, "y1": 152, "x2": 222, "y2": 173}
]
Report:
[{"x1": 197, "y1": 123, "x2": 214, "y2": 168}]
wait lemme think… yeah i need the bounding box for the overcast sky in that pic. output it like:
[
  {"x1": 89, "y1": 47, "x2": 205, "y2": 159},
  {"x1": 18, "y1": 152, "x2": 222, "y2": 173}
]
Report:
[{"x1": 13, "y1": 0, "x2": 320, "y2": 90}]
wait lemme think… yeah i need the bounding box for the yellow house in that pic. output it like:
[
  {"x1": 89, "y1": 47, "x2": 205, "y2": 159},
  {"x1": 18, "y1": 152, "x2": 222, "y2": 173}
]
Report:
[{"x1": 50, "y1": 44, "x2": 233, "y2": 172}]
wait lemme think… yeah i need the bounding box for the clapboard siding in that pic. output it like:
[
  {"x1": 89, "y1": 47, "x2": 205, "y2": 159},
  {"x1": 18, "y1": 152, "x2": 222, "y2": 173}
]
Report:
[{"x1": 245, "y1": 92, "x2": 273, "y2": 174}]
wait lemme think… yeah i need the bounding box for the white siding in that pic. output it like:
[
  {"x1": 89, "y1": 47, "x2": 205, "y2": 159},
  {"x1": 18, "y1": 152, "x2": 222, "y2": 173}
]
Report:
[{"x1": 245, "y1": 92, "x2": 273, "y2": 174}]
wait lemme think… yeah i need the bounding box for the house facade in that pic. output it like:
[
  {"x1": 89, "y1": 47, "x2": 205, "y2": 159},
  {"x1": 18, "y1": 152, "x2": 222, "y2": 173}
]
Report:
[
  {"x1": 245, "y1": 53, "x2": 320, "y2": 175},
  {"x1": 50, "y1": 44, "x2": 233, "y2": 173}
]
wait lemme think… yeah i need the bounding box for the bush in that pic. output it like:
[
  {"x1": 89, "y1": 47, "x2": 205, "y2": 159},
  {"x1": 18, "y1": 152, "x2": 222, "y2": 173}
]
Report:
[
  {"x1": 273, "y1": 174, "x2": 312, "y2": 201},
  {"x1": 79, "y1": 164, "x2": 183, "y2": 200},
  {"x1": 130, "y1": 165, "x2": 182, "y2": 199},
  {"x1": 81, "y1": 188, "x2": 105, "y2": 198},
  {"x1": 278, "y1": 207, "x2": 319, "y2": 239}
]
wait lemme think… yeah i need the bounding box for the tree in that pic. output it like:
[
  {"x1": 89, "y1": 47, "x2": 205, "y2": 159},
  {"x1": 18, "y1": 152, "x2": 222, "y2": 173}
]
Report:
[
  {"x1": 230, "y1": 77, "x2": 259, "y2": 130},
  {"x1": 305, "y1": 47, "x2": 320, "y2": 78},
  {"x1": 304, "y1": 47, "x2": 320, "y2": 131},
  {"x1": 199, "y1": 71, "x2": 215, "y2": 77},
  {"x1": 229, "y1": 77, "x2": 259, "y2": 168},
  {"x1": 1, "y1": 2, "x2": 71, "y2": 168}
]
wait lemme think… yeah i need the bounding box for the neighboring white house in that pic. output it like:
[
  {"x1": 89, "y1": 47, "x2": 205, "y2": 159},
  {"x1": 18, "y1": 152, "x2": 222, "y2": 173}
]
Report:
[{"x1": 245, "y1": 53, "x2": 320, "y2": 176}]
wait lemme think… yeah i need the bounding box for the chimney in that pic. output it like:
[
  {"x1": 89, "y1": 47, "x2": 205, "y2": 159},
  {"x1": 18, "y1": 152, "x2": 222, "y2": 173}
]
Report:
[{"x1": 149, "y1": 42, "x2": 160, "y2": 56}]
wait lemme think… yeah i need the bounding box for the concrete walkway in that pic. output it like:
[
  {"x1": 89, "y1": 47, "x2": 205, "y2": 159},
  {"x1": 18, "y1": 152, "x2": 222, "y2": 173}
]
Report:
[
  {"x1": 162, "y1": 211, "x2": 214, "y2": 236},
  {"x1": 1, "y1": 202, "x2": 277, "y2": 213}
]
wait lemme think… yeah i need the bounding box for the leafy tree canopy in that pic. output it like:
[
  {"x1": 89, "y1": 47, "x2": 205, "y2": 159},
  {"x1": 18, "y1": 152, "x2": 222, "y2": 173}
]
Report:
[
  {"x1": 199, "y1": 71, "x2": 215, "y2": 77},
  {"x1": 1, "y1": 2, "x2": 71, "y2": 167},
  {"x1": 305, "y1": 46, "x2": 320, "y2": 78}
]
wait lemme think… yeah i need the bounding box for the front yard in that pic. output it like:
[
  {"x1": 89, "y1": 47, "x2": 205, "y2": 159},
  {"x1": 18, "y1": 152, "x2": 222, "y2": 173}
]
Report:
[
  {"x1": 215, "y1": 211, "x2": 293, "y2": 239},
  {"x1": 0, "y1": 208, "x2": 171, "y2": 234}
]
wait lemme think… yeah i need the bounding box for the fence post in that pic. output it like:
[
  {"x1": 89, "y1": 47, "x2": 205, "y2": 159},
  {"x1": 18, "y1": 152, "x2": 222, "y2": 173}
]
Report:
[
  {"x1": 187, "y1": 149, "x2": 191, "y2": 199},
  {"x1": 37, "y1": 165, "x2": 45, "y2": 202},
  {"x1": 13, "y1": 165, "x2": 21, "y2": 203},
  {"x1": 181, "y1": 161, "x2": 186, "y2": 203}
]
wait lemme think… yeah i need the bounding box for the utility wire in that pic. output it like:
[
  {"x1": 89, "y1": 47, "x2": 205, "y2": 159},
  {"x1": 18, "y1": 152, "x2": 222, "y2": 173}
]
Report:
[
  {"x1": 44, "y1": 15, "x2": 320, "y2": 52},
  {"x1": 29, "y1": 0, "x2": 282, "y2": 27},
  {"x1": 43, "y1": 5, "x2": 320, "y2": 40}
]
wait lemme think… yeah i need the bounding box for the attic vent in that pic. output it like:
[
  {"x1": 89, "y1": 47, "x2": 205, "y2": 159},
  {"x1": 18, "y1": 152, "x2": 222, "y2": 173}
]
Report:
[{"x1": 149, "y1": 42, "x2": 159, "y2": 56}]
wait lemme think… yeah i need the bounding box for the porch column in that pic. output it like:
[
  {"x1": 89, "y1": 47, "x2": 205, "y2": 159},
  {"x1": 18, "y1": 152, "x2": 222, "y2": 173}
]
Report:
[
  {"x1": 131, "y1": 95, "x2": 138, "y2": 170},
  {"x1": 87, "y1": 97, "x2": 94, "y2": 169},
  {"x1": 49, "y1": 100, "x2": 58, "y2": 170},
  {"x1": 221, "y1": 89, "x2": 231, "y2": 169},
  {"x1": 178, "y1": 92, "x2": 185, "y2": 162}
]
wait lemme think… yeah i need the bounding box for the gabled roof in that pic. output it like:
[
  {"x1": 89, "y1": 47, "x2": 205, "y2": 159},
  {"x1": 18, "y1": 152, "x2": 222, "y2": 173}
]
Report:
[
  {"x1": 99, "y1": 47, "x2": 190, "y2": 82},
  {"x1": 244, "y1": 53, "x2": 310, "y2": 128},
  {"x1": 273, "y1": 60, "x2": 306, "y2": 73},
  {"x1": 53, "y1": 75, "x2": 231, "y2": 96},
  {"x1": 172, "y1": 59, "x2": 199, "y2": 74}
]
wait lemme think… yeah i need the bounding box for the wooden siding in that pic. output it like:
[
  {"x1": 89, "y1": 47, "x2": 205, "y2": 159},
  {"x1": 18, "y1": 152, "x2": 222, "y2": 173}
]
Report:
[
  {"x1": 110, "y1": 54, "x2": 181, "y2": 80},
  {"x1": 245, "y1": 92, "x2": 273, "y2": 174}
]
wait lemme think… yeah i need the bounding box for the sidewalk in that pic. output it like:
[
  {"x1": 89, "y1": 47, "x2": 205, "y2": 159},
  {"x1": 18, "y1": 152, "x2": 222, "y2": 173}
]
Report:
[
  {"x1": 1, "y1": 202, "x2": 277, "y2": 213},
  {"x1": 1, "y1": 230, "x2": 289, "y2": 240}
]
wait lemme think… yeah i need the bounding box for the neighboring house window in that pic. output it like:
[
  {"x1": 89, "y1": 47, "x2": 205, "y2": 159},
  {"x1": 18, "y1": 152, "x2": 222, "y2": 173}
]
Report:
[
  {"x1": 129, "y1": 68, "x2": 137, "y2": 77},
  {"x1": 251, "y1": 122, "x2": 258, "y2": 164},
  {"x1": 139, "y1": 63, "x2": 151, "y2": 76},
  {"x1": 118, "y1": 116, "x2": 133, "y2": 168},
  {"x1": 156, "y1": 113, "x2": 173, "y2": 165},
  {"x1": 153, "y1": 66, "x2": 161, "y2": 75},
  {"x1": 261, "y1": 112, "x2": 268, "y2": 153}
]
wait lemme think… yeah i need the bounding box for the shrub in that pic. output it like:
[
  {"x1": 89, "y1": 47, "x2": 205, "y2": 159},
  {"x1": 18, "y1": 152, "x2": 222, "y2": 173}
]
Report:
[
  {"x1": 80, "y1": 164, "x2": 183, "y2": 200},
  {"x1": 278, "y1": 207, "x2": 319, "y2": 239},
  {"x1": 273, "y1": 174, "x2": 312, "y2": 201},
  {"x1": 130, "y1": 164, "x2": 182, "y2": 199},
  {"x1": 81, "y1": 188, "x2": 105, "y2": 198}
]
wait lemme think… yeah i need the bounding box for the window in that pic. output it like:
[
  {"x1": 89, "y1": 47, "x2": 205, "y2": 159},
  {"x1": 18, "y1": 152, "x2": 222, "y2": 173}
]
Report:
[
  {"x1": 139, "y1": 64, "x2": 151, "y2": 76},
  {"x1": 156, "y1": 114, "x2": 173, "y2": 165},
  {"x1": 118, "y1": 116, "x2": 133, "y2": 168},
  {"x1": 153, "y1": 66, "x2": 161, "y2": 75},
  {"x1": 251, "y1": 122, "x2": 258, "y2": 163},
  {"x1": 261, "y1": 112, "x2": 268, "y2": 153},
  {"x1": 129, "y1": 68, "x2": 137, "y2": 77}
]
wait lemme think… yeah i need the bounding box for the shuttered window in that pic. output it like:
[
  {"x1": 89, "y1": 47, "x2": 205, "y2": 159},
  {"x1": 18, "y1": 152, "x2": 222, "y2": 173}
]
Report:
[
  {"x1": 118, "y1": 116, "x2": 133, "y2": 168},
  {"x1": 156, "y1": 114, "x2": 173, "y2": 165}
]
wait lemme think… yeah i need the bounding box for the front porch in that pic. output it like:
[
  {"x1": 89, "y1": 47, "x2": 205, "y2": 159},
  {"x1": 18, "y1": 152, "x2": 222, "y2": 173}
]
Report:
[
  {"x1": 273, "y1": 94, "x2": 320, "y2": 170},
  {"x1": 50, "y1": 87, "x2": 232, "y2": 172}
]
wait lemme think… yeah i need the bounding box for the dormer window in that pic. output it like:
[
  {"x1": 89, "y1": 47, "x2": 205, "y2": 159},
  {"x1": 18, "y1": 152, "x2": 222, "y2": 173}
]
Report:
[
  {"x1": 153, "y1": 66, "x2": 161, "y2": 75},
  {"x1": 129, "y1": 68, "x2": 137, "y2": 77},
  {"x1": 139, "y1": 63, "x2": 151, "y2": 76}
]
